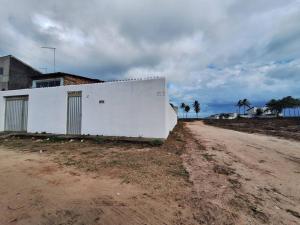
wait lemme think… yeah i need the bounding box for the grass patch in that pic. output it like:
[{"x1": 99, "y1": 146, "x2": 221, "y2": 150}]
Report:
[
  {"x1": 47, "y1": 136, "x2": 66, "y2": 142},
  {"x1": 149, "y1": 139, "x2": 164, "y2": 146}
]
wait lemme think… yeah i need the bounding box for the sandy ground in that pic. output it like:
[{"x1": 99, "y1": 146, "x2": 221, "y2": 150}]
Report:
[
  {"x1": 0, "y1": 149, "x2": 189, "y2": 225},
  {"x1": 0, "y1": 124, "x2": 196, "y2": 225},
  {"x1": 185, "y1": 121, "x2": 300, "y2": 225}
]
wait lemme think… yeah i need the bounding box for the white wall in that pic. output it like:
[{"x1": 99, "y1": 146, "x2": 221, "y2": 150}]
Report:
[
  {"x1": 0, "y1": 77, "x2": 177, "y2": 139},
  {"x1": 167, "y1": 104, "x2": 178, "y2": 132},
  {"x1": 164, "y1": 83, "x2": 177, "y2": 135}
]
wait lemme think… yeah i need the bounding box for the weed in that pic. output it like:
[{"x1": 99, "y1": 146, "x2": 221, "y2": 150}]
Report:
[
  {"x1": 94, "y1": 137, "x2": 106, "y2": 144},
  {"x1": 213, "y1": 164, "x2": 235, "y2": 175},
  {"x1": 105, "y1": 159, "x2": 121, "y2": 167},
  {"x1": 168, "y1": 165, "x2": 189, "y2": 179},
  {"x1": 121, "y1": 175, "x2": 131, "y2": 184},
  {"x1": 202, "y1": 153, "x2": 216, "y2": 161},
  {"x1": 48, "y1": 136, "x2": 65, "y2": 142},
  {"x1": 150, "y1": 139, "x2": 164, "y2": 146}
]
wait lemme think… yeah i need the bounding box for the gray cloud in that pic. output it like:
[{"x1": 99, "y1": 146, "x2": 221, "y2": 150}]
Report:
[{"x1": 0, "y1": 0, "x2": 300, "y2": 116}]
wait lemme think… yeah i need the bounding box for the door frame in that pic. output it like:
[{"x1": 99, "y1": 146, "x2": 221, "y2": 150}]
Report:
[
  {"x1": 4, "y1": 95, "x2": 29, "y2": 132},
  {"x1": 66, "y1": 91, "x2": 82, "y2": 135}
]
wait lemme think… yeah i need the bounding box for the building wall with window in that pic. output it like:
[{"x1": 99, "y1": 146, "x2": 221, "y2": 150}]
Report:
[
  {"x1": 0, "y1": 77, "x2": 177, "y2": 139},
  {"x1": 32, "y1": 78, "x2": 63, "y2": 88},
  {"x1": 32, "y1": 73, "x2": 102, "y2": 88}
]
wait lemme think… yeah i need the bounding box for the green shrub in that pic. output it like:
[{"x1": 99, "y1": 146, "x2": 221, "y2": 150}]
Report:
[{"x1": 150, "y1": 139, "x2": 164, "y2": 146}]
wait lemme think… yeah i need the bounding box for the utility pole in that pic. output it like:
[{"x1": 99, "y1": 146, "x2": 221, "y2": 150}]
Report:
[{"x1": 41, "y1": 46, "x2": 56, "y2": 72}]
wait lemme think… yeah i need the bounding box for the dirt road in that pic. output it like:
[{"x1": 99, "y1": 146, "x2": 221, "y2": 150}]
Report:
[
  {"x1": 185, "y1": 121, "x2": 300, "y2": 225},
  {"x1": 204, "y1": 118, "x2": 300, "y2": 141}
]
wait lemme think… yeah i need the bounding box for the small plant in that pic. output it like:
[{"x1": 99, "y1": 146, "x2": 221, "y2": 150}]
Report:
[
  {"x1": 48, "y1": 136, "x2": 65, "y2": 142},
  {"x1": 150, "y1": 139, "x2": 164, "y2": 146},
  {"x1": 168, "y1": 165, "x2": 190, "y2": 179},
  {"x1": 95, "y1": 137, "x2": 105, "y2": 144}
]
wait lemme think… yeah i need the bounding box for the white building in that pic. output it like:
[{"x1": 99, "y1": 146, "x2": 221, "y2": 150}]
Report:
[
  {"x1": 0, "y1": 77, "x2": 177, "y2": 139},
  {"x1": 209, "y1": 114, "x2": 220, "y2": 119},
  {"x1": 209, "y1": 113, "x2": 237, "y2": 120},
  {"x1": 246, "y1": 107, "x2": 282, "y2": 118}
]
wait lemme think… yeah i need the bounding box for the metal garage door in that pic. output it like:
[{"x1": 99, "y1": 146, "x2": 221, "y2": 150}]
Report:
[
  {"x1": 67, "y1": 91, "x2": 82, "y2": 135},
  {"x1": 4, "y1": 96, "x2": 28, "y2": 132}
]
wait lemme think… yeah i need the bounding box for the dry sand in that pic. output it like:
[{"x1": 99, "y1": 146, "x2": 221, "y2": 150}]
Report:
[{"x1": 185, "y1": 121, "x2": 300, "y2": 225}]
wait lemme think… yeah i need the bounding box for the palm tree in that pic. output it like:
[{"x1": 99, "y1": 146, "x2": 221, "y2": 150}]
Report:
[
  {"x1": 193, "y1": 101, "x2": 200, "y2": 118},
  {"x1": 236, "y1": 100, "x2": 243, "y2": 115},
  {"x1": 266, "y1": 99, "x2": 276, "y2": 114},
  {"x1": 180, "y1": 103, "x2": 186, "y2": 118},
  {"x1": 184, "y1": 105, "x2": 190, "y2": 118},
  {"x1": 266, "y1": 99, "x2": 283, "y2": 117},
  {"x1": 266, "y1": 97, "x2": 300, "y2": 117},
  {"x1": 242, "y1": 99, "x2": 251, "y2": 114},
  {"x1": 281, "y1": 96, "x2": 296, "y2": 117}
]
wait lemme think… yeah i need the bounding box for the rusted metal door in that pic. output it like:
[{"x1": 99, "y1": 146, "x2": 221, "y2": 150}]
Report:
[
  {"x1": 67, "y1": 91, "x2": 82, "y2": 135},
  {"x1": 4, "y1": 96, "x2": 28, "y2": 132}
]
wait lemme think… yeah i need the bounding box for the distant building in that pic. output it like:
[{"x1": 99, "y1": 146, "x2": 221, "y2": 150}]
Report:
[
  {"x1": 246, "y1": 107, "x2": 282, "y2": 118},
  {"x1": 0, "y1": 55, "x2": 42, "y2": 91},
  {"x1": 32, "y1": 72, "x2": 102, "y2": 88},
  {"x1": 208, "y1": 113, "x2": 237, "y2": 120},
  {"x1": 209, "y1": 114, "x2": 220, "y2": 119}
]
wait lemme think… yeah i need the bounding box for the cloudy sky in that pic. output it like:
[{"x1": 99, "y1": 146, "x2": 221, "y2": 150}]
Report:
[{"x1": 1, "y1": 0, "x2": 300, "y2": 116}]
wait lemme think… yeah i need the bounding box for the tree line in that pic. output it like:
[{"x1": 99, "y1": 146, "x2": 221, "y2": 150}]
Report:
[
  {"x1": 266, "y1": 96, "x2": 300, "y2": 117},
  {"x1": 236, "y1": 96, "x2": 300, "y2": 117},
  {"x1": 180, "y1": 101, "x2": 200, "y2": 118}
]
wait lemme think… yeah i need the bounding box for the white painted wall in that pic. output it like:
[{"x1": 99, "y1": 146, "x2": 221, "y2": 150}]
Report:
[
  {"x1": 167, "y1": 104, "x2": 178, "y2": 132},
  {"x1": 0, "y1": 77, "x2": 177, "y2": 139},
  {"x1": 164, "y1": 83, "x2": 177, "y2": 134}
]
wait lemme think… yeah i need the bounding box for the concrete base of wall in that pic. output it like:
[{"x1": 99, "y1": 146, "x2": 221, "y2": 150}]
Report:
[{"x1": 0, "y1": 131, "x2": 166, "y2": 145}]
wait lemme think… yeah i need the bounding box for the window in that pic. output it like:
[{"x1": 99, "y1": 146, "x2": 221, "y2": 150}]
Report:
[
  {"x1": 33, "y1": 79, "x2": 62, "y2": 88},
  {"x1": 0, "y1": 67, "x2": 3, "y2": 75}
]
